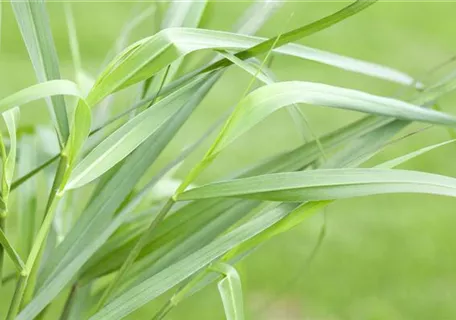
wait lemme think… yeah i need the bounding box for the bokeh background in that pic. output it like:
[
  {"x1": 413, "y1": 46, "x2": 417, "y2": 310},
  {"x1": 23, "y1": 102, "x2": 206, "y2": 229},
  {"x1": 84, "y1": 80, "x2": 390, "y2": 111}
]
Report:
[{"x1": 1, "y1": 1, "x2": 456, "y2": 319}]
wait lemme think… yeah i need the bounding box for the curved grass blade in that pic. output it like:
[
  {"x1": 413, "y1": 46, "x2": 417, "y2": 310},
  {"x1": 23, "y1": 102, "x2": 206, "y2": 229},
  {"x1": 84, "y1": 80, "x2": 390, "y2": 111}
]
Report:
[
  {"x1": 11, "y1": 0, "x2": 70, "y2": 146},
  {"x1": 211, "y1": 263, "x2": 244, "y2": 320},
  {"x1": 65, "y1": 74, "x2": 207, "y2": 190},
  {"x1": 0, "y1": 80, "x2": 82, "y2": 114},
  {"x1": 208, "y1": 81, "x2": 456, "y2": 156},
  {"x1": 219, "y1": 51, "x2": 326, "y2": 157},
  {"x1": 89, "y1": 24, "x2": 416, "y2": 105}
]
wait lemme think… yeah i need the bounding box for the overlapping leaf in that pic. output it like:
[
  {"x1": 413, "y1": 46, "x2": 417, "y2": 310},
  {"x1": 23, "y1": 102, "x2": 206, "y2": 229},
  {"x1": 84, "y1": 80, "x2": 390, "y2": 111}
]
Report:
[{"x1": 11, "y1": 0, "x2": 70, "y2": 145}]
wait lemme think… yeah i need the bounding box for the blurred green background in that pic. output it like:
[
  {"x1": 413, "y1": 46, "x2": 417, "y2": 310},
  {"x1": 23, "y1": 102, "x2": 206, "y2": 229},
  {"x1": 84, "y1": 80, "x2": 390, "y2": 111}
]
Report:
[{"x1": 1, "y1": 1, "x2": 456, "y2": 319}]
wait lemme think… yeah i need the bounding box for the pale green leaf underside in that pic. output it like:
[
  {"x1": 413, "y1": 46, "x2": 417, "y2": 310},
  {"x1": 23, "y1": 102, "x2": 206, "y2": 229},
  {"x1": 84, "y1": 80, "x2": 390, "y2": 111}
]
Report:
[
  {"x1": 0, "y1": 80, "x2": 82, "y2": 114},
  {"x1": 212, "y1": 262, "x2": 244, "y2": 320},
  {"x1": 3, "y1": 107, "x2": 20, "y2": 189},
  {"x1": 89, "y1": 27, "x2": 418, "y2": 105},
  {"x1": 177, "y1": 168, "x2": 456, "y2": 202}
]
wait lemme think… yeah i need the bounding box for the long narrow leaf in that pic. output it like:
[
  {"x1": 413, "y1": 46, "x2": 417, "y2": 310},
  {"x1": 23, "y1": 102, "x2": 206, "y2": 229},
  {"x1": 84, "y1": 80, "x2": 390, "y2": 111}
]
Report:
[
  {"x1": 65, "y1": 75, "x2": 207, "y2": 190},
  {"x1": 0, "y1": 228, "x2": 26, "y2": 273},
  {"x1": 11, "y1": 0, "x2": 70, "y2": 145},
  {"x1": 177, "y1": 168, "x2": 456, "y2": 202},
  {"x1": 208, "y1": 81, "x2": 456, "y2": 156}
]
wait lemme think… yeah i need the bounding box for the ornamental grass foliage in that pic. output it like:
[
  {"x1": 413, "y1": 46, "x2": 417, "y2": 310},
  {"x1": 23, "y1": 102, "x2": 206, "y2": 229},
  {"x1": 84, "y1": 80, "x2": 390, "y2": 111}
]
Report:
[{"x1": 0, "y1": 1, "x2": 455, "y2": 319}]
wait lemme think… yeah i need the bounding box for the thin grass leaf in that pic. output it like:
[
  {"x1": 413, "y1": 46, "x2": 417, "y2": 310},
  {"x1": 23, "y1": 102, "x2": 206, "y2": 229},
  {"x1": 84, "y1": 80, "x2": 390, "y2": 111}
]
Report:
[
  {"x1": 142, "y1": 0, "x2": 208, "y2": 100},
  {"x1": 211, "y1": 263, "x2": 244, "y2": 320},
  {"x1": 177, "y1": 169, "x2": 456, "y2": 202},
  {"x1": 60, "y1": 100, "x2": 92, "y2": 189},
  {"x1": 2, "y1": 107, "x2": 20, "y2": 191},
  {"x1": 234, "y1": 0, "x2": 283, "y2": 35},
  {"x1": 65, "y1": 74, "x2": 207, "y2": 190},
  {"x1": 219, "y1": 51, "x2": 326, "y2": 157},
  {"x1": 207, "y1": 81, "x2": 456, "y2": 157},
  {"x1": 16, "y1": 136, "x2": 38, "y2": 258},
  {"x1": 100, "y1": 4, "x2": 158, "y2": 71},
  {"x1": 0, "y1": 0, "x2": 2, "y2": 53},
  {"x1": 0, "y1": 228, "x2": 26, "y2": 273},
  {"x1": 11, "y1": 0, "x2": 70, "y2": 146},
  {"x1": 377, "y1": 139, "x2": 456, "y2": 169},
  {"x1": 0, "y1": 80, "x2": 82, "y2": 114}
]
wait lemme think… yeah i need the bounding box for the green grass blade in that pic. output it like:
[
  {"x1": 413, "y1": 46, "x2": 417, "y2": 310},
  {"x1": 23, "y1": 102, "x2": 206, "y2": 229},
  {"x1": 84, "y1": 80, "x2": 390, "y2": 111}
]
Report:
[
  {"x1": 2, "y1": 107, "x2": 20, "y2": 192},
  {"x1": 11, "y1": 0, "x2": 70, "y2": 146},
  {"x1": 0, "y1": 80, "x2": 82, "y2": 114},
  {"x1": 377, "y1": 139, "x2": 456, "y2": 169},
  {"x1": 234, "y1": 0, "x2": 282, "y2": 35},
  {"x1": 162, "y1": 0, "x2": 208, "y2": 29},
  {"x1": 89, "y1": 24, "x2": 418, "y2": 106},
  {"x1": 0, "y1": 228, "x2": 26, "y2": 273},
  {"x1": 88, "y1": 203, "x2": 299, "y2": 320},
  {"x1": 16, "y1": 136, "x2": 39, "y2": 259},
  {"x1": 204, "y1": 0, "x2": 377, "y2": 72},
  {"x1": 60, "y1": 100, "x2": 92, "y2": 189},
  {"x1": 11, "y1": 154, "x2": 59, "y2": 191},
  {"x1": 219, "y1": 51, "x2": 326, "y2": 156},
  {"x1": 207, "y1": 81, "x2": 456, "y2": 156},
  {"x1": 65, "y1": 75, "x2": 206, "y2": 190},
  {"x1": 177, "y1": 168, "x2": 456, "y2": 202},
  {"x1": 211, "y1": 263, "x2": 244, "y2": 320}
]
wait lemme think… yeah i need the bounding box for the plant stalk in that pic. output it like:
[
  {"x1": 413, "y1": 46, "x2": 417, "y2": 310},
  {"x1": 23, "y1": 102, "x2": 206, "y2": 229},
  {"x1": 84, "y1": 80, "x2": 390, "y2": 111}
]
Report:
[
  {"x1": 6, "y1": 155, "x2": 67, "y2": 319},
  {"x1": 6, "y1": 272, "x2": 28, "y2": 320}
]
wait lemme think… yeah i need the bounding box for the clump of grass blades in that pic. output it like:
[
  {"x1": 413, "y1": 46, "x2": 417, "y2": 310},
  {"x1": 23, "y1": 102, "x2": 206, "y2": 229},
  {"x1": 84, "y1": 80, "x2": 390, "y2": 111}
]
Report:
[{"x1": 0, "y1": 1, "x2": 455, "y2": 320}]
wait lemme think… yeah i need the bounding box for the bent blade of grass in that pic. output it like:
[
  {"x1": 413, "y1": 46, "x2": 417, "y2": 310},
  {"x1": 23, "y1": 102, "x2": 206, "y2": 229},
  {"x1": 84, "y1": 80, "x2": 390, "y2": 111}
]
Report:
[
  {"x1": 11, "y1": 0, "x2": 70, "y2": 146},
  {"x1": 0, "y1": 80, "x2": 82, "y2": 114},
  {"x1": 219, "y1": 51, "x2": 326, "y2": 156},
  {"x1": 211, "y1": 263, "x2": 244, "y2": 320},
  {"x1": 65, "y1": 75, "x2": 207, "y2": 190},
  {"x1": 89, "y1": 24, "x2": 416, "y2": 105},
  {"x1": 208, "y1": 81, "x2": 456, "y2": 156},
  {"x1": 87, "y1": 0, "x2": 380, "y2": 105},
  {"x1": 143, "y1": 0, "x2": 208, "y2": 97}
]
